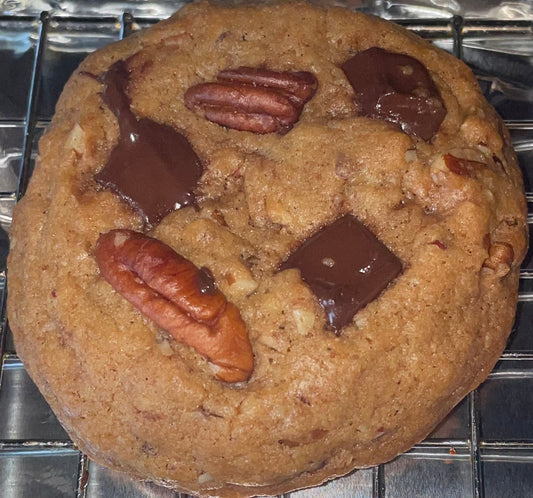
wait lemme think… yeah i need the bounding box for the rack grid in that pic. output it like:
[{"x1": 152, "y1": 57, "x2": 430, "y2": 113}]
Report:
[{"x1": 0, "y1": 7, "x2": 532, "y2": 498}]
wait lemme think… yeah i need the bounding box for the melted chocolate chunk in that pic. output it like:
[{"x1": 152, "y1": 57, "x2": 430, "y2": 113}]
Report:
[
  {"x1": 341, "y1": 47, "x2": 446, "y2": 141},
  {"x1": 94, "y1": 60, "x2": 203, "y2": 225},
  {"x1": 281, "y1": 215, "x2": 402, "y2": 333},
  {"x1": 197, "y1": 266, "x2": 218, "y2": 296}
]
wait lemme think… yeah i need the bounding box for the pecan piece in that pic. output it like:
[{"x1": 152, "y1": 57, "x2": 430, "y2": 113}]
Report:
[
  {"x1": 482, "y1": 241, "x2": 515, "y2": 278},
  {"x1": 184, "y1": 66, "x2": 318, "y2": 134},
  {"x1": 95, "y1": 229, "x2": 254, "y2": 383},
  {"x1": 443, "y1": 154, "x2": 485, "y2": 177}
]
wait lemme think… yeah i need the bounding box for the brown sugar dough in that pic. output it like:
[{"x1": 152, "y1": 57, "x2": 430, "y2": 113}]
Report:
[{"x1": 7, "y1": 1, "x2": 528, "y2": 497}]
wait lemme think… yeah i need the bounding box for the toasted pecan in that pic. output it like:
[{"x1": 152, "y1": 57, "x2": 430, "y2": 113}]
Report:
[
  {"x1": 95, "y1": 229, "x2": 254, "y2": 382},
  {"x1": 443, "y1": 154, "x2": 486, "y2": 177},
  {"x1": 482, "y1": 241, "x2": 515, "y2": 278},
  {"x1": 184, "y1": 66, "x2": 317, "y2": 134}
]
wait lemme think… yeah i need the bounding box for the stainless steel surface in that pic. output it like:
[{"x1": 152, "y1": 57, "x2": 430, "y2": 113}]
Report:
[{"x1": 0, "y1": 1, "x2": 532, "y2": 497}]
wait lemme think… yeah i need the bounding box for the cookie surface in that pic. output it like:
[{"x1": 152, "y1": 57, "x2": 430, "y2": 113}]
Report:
[{"x1": 7, "y1": 1, "x2": 528, "y2": 496}]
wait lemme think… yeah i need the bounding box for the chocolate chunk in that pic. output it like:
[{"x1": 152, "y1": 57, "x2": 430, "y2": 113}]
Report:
[
  {"x1": 280, "y1": 215, "x2": 402, "y2": 333},
  {"x1": 197, "y1": 267, "x2": 218, "y2": 296},
  {"x1": 94, "y1": 60, "x2": 203, "y2": 225},
  {"x1": 341, "y1": 47, "x2": 446, "y2": 141}
]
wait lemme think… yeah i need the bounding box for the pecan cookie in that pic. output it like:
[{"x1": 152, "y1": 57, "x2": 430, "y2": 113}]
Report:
[{"x1": 7, "y1": 1, "x2": 528, "y2": 497}]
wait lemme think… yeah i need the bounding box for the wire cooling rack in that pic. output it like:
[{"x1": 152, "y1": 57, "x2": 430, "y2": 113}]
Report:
[{"x1": 0, "y1": 4, "x2": 532, "y2": 497}]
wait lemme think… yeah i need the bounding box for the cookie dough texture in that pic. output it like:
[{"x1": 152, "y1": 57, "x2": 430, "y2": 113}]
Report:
[{"x1": 7, "y1": 1, "x2": 528, "y2": 496}]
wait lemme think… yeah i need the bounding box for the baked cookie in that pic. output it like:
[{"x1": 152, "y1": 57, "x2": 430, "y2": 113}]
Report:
[{"x1": 7, "y1": 1, "x2": 528, "y2": 496}]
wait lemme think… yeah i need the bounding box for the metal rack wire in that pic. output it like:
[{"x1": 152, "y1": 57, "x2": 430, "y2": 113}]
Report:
[{"x1": 0, "y1": 9, "x2": 532, "y2": 498}]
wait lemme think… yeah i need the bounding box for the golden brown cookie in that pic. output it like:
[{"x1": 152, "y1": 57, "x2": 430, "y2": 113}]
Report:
[{"x1": 7, "y1": 1, "x2": 528, "y2": 496}]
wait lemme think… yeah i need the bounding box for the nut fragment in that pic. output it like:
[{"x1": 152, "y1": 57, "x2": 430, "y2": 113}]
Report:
[
  {"x1": 482, "y1": 242, "x2": 515, "y2": 278},
  {"x1": 95, "y1": 229, "x2": 254, "y2": 382},
  {"x1": 184, "y1": 66, "x2": 317, "y2": 134},
  {"x1": 443, "y1": 154, "x2": 485, "y2": 177},
  {"x1": 65, "y1": 123, "x2": 86, "y2": 155}
]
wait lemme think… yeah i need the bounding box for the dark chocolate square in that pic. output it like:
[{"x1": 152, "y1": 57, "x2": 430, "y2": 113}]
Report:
[{"x1": 281, "y1": 215, "x2": 402, "y2": 332}]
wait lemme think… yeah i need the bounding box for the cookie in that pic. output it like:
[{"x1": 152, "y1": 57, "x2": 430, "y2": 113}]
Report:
[{"x1": 7, "y1": 1, "x2": 528, "y2": 496}]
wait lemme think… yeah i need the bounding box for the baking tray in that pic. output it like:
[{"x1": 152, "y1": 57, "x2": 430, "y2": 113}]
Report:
[{"x1": 0, "y1": 1, "x2": 532, "y2": 497}]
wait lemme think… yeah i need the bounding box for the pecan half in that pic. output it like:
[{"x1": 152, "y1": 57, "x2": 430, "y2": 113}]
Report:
[
  {"x1": 95, "y1": 229, "x2": 254, "y2": 383},
  {"x1": 184, "y1": 66, "x2": 318, "y2": 134}
]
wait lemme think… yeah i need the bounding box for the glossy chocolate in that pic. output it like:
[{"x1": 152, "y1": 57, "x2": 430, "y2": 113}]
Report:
[
  {"x1": 94, "y1": 60, "x2": 203, "y2": 225},
  {"x1": 342, "y1": 47, "x2": 446, "y2": 141},
  {"x1": 197, "y1": 266, "x2": 218, "y2": 296},
  {"x1": 281, "y1": 215, "x2": 402, "y2": 333}
]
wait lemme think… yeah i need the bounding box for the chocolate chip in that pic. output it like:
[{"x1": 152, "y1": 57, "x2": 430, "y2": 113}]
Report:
[
  {"x1": 280, "y1": 215, "x2": 402, "y2": 333},
  {"x1": 341, "y1": 47, "x2": 446, "y2": 141},
  {"x1": 94, "y1": 60, "x2": 203, "y2": 226}
]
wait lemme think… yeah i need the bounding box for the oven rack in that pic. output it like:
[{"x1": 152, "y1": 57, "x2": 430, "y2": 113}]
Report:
[{"x1": 0, "y1": 9, "x2": 532, "y2": 498}]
